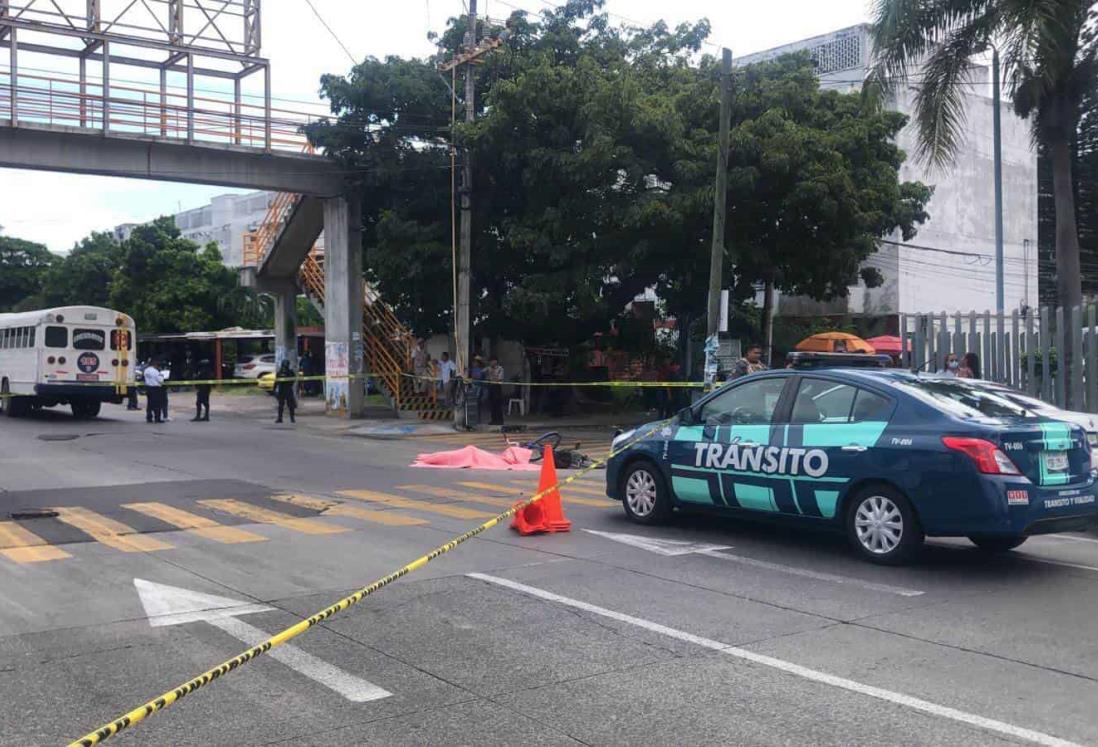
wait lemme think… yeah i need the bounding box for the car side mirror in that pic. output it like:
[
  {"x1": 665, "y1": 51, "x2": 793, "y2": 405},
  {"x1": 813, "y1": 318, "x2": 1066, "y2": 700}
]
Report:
[{"x1": 677, "y1": 406, "x2": 696, "y2": 425}]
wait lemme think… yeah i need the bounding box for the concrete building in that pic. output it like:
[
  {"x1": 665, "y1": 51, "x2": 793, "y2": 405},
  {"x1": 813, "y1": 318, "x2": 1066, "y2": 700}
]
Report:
[
  {"x1": 112, "y1": 191, "x2": 273, "y2": 267},
  {"x1": 737, "y1": 25, "x2": 1038, "y2": 318}
]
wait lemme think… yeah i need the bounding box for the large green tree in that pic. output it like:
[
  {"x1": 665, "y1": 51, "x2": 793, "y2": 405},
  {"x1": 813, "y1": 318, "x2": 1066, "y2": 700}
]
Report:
[
  {"x1": 308, "y1": 0, "x2": 929, "y2": 361},
  {"x1": 869, "y1": 0, "x2": 1097, "y2": 313},
  {"x1": 41, "y1": 231, "x2": 122, "y2": 309},
  {"x1": 0, "y1": 235, "x2": 54, "y2": 312},
  {"x1": 107, "y1": 217, "x2": 250, "y2": 333}
]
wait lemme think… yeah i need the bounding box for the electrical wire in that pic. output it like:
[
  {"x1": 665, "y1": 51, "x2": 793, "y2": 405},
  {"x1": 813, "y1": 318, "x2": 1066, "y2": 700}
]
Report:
[{"x1": 303, "y1": 0, "x2": 359, "y2": 67}]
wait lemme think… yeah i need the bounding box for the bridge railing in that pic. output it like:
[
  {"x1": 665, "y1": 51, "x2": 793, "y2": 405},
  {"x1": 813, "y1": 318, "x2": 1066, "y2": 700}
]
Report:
[{"x1": 0, "y1": 69, "x2": 315, "y2": 152}]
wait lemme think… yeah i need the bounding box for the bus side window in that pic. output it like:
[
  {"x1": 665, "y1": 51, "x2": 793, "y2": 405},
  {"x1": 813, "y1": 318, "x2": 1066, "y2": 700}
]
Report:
[{"x1": 27, "y1": 327, "x2": 34, "y2": 347}]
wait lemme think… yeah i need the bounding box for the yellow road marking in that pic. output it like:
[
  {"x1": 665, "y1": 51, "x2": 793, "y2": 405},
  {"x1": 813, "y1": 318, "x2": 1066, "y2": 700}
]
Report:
[
  {"x1": 53, "y1": 506, "x2": 173, "y2": 553},
  {"x1": 337, "y1": 490, "x2": 495, "y2": 520},
  {"x1": 123, "y1": 503, "x2": 267, "y2": 544},
  {"x1": 0, "y1": 521, "x2": 70, "y2": 563},
  {"x1": 396, "y1": 484, "x2": 514, "y2": 509},
  {"x1": 556, "y1": 482, "x2": 608, "y2": 497},
  {"x1": 269, "y1": 494, "x2": 428, "y2": 527},
  {"x1": 198, "y1": 499, "x2": 348, "y2": 535},
  {"x1": 457, "y1": 481, "x2": 611, "y2": 507}
]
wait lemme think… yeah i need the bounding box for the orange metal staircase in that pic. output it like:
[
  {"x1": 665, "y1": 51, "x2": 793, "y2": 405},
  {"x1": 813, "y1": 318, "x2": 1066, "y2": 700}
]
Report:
[{"x1": 244, "y1": 195, "x2": 450, "y2": 421}]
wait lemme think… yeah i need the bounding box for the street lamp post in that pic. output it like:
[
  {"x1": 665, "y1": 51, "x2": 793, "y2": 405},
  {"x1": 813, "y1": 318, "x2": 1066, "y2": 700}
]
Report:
[{"x1": 992, "y1": 44, "x2": 1004, "y2": 316}]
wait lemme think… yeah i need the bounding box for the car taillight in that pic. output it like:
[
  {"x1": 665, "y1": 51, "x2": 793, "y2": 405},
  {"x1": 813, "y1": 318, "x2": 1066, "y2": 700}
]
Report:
[
  {"x1": 243, "y1": 364, "x2": 255, "y2": 370},
  {"x1": 121, "y1": 359, "x2": 129, "y2": 367},
  {"x1": 942, "y1": 436, "x2": 1021, "y2": 475},
  {"x1": 58, "y1": 356, "x2": 66, "y2": 365},
  {"x1": 47, "y1": 356, "x2": 55, "y2": 364},
  {"x1": 111, "y1": 359, "x2": 119, "y2": 366}
]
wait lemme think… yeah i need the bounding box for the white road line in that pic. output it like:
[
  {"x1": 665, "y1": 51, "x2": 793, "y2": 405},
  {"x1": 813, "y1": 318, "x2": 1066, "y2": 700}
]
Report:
[
  {"x1": 467, "y1": 573, "x2": 1080, "y2": 747},
  {"x1": 208, "y1": 616, "x2": 392, "y2": 703},
  {"x1": 1017, "y1": 555, "x2": 1098, "y2": 573},
  {"x1": 1036, "y1": 534, "x2": 1098, "y2": 546},
  {"x1": 694, "y1": 549, "x2": 925, "y2": 597}
]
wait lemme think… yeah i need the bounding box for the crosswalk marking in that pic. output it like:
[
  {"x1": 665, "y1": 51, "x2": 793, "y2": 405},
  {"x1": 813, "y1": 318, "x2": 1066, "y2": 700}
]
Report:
[
  {"x1": 53, "y1": 506, "x2": 173, "y2": 553},
  {"x1": 337, "y1": 490, "x2": 495, "y2": 520},
  {"x1": 0, "y1": 521, "x2": 71, "y2": 563},
  {"x1": 556, "y1": 482, "x2": 608, "y2": 497},
  {"x1": 457, "y1": 481, "x2": 611, "y2": 508},
  {"x1": 397, "y1": 484, "x2": 515, "y2": 509},
  {"x1": 269, "y1": 494, "x2": 429, "y2": 527},
  {"x1": 198, "y1": 499, "x2": 349, "y2": 535},
  {"x1": 123, "y1": 502, "x2": 267, "y2": 544}
]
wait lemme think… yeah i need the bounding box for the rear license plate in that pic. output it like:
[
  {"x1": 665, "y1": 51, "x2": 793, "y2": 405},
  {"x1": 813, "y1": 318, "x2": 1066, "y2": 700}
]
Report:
[
  {"x1": 76, "y1": 373, "x2": 97, "y2": 382},
  {"x1": 1043, "y1": 453, "x2": 1069, "y2": 472}
]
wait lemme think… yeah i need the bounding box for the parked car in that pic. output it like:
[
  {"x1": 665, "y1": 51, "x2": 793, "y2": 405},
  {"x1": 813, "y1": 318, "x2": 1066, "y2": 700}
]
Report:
[
  {"x1": 257, "y1": 371, "x2": 276, "y2": 395},
  {"x1": 234, "y1": 354, "x2": 276, "y2": 379},
  {"x1": 605, "y1": 369, "x2": 1098, "y2": 565}
]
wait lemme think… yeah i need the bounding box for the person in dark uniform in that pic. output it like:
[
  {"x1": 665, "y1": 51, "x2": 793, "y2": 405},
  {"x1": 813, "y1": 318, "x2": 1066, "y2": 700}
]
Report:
[
  {"x1": 275, "y1": 359, "x2": 297, "y2": 424},
  {"x1": 192, "y1": 358, "x2": 213, "y2": 421}
]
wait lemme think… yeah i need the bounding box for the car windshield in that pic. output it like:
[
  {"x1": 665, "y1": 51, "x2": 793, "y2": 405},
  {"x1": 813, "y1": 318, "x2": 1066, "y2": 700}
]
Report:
[{"x1": 891, "y1": 378, "x2": 1034, "y2": 419}]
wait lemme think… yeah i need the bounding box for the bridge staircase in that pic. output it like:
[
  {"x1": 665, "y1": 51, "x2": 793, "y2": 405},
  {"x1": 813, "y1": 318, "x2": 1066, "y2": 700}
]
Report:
[{"x1": 244, "y1": 195, "x2": 449, "y2": 421}]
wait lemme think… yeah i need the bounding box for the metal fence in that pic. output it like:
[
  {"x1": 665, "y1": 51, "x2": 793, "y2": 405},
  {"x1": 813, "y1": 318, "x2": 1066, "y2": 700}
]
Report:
[{"x1": 900, "y1": 307, "x2": 1098, "y2": 413}]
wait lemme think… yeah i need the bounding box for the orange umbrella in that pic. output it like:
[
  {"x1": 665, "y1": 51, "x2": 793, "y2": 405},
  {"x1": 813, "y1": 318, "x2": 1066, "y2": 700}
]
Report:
[{"x1": 795, "y1": 332, "x2": 876, "y2": 354}]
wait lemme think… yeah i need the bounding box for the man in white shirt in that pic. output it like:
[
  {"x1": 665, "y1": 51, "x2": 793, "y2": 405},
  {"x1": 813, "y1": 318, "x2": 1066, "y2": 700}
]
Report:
[
  {"x1": 143, "y1": 359, "x2": 165, "y2": 424},
  {"x1": 437, "y1": 351, "x2": 457, "y2": 406}
]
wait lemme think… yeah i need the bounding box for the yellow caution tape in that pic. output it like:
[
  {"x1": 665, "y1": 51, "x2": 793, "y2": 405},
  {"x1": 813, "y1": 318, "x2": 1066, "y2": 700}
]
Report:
[{"x1": 67, "y1": 420, "x2": 668, "y2": 746}]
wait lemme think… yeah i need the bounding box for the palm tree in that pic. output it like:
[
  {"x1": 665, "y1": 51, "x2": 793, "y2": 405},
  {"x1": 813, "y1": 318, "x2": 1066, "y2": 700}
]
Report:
[{"x1": 869, "y1": 0, "x2": 1097, "y2": 313}]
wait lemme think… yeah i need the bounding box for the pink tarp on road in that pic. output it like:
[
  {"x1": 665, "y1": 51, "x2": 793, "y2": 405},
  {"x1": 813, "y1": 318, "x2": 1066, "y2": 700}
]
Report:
[{"x1": 411, "y1": 444, "x2": 540, "y2": 471}]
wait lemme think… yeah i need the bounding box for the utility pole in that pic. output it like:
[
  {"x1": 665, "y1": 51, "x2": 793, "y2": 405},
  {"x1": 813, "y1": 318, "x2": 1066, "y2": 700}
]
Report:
[
  {"x1": 439, "y1": 0, "x2": 507, "y2": 425},
  {"x1": 456, "y1": 0, "x2": 477, "y2": 406},
  {"x1": 705, "y1": 48, "x2": 733, "y2": 387}
]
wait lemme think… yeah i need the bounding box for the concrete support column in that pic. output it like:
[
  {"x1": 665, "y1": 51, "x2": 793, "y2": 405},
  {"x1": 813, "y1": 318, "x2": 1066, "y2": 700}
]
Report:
[
  {"x1": 271, "y1": 283, "x2": 297, "y2": 373},
  {"x1": 322, "y1": 192, "x2": 363, "y2": 418}
]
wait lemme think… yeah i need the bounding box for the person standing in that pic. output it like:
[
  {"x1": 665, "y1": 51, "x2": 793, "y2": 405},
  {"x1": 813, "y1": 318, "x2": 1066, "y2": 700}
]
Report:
[
  {"x1": 959, "y1": 352, "x2": 981, "y2": 379},
  {"x1": 159, "y1": 361, "x2": 171, "y2": 421},
  {"x1": 143, "y1": 358, "x2": 165, "y2": 424},
  {"x1": 275, "y1": 360, "x2": 297, "y2": 423},
  {"x1": 437, "y1": 351, "x2": 457, "y2": 407},
  {"x1": 412, "y1": 338, "x2": 428, "y2": 393},
  {"x1": 943, "y1": 353, "x2": 962, "y2": 376},
  {"x1": 487, "y1": 356, "x2": 505, "y2": 426},
  {"x1": 729, "y1": 344, "x2": 768, "y2": 381},
  {"x1": 192, "y1": 358, "x2": 213, "y2": 422}
]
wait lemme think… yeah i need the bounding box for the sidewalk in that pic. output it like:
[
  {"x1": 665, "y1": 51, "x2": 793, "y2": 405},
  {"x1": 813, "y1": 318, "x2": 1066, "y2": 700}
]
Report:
[{"x1": 202, "y1": 390, "x2": 649, "y2": 440}]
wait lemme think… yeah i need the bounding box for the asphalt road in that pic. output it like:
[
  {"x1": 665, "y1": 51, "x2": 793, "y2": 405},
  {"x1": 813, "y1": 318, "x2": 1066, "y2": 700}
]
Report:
[{"x1": 1, "y1": 395, "x2": 1097, "y2": 746}]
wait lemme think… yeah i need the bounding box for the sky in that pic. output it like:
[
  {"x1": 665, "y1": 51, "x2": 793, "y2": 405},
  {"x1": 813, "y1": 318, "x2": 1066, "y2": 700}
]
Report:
[{"x1": 0, "y1": 0, "x2": 873, "y2": 253}]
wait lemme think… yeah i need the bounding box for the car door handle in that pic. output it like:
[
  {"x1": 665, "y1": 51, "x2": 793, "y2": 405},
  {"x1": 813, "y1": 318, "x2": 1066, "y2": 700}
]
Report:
[{"x1": 841, "y1": 445, "x2": 868, "y2": 452}]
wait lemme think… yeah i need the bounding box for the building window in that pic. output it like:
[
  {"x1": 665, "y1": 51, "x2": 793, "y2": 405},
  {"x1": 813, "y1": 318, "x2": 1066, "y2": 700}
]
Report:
[{"x1": 812, "y1": 34, "x2": 863, "y2": 75}]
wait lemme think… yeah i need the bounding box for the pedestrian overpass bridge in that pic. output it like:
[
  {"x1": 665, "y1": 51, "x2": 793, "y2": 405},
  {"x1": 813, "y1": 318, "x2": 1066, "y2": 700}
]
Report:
[{"x1": 0, "y1": 0, "x2": 381, "y2": 416}]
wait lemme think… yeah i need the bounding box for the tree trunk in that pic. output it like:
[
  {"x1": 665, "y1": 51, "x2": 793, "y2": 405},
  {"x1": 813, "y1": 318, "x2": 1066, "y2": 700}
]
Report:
[
  {"x1": 1051, "y1": 137, "x2": 1083, "y2": 309},
  {"x1": 1050, "y1": 125, "x2": 1082, "y2": 404},
  {"x1": 761, "y1": 280, "x2": 775, "y2": 366}
]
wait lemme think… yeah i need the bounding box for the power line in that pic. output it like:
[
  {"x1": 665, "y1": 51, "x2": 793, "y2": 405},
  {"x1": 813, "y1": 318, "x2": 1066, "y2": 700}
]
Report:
[{"x1": 303, "y1": 0, "x2": 358, "y2": 67}]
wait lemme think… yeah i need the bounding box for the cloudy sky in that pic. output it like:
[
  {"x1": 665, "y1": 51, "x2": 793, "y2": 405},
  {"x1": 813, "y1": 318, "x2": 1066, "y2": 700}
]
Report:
[{"x1": 0, "y1": 0, "x2": 871, "y2": 253}]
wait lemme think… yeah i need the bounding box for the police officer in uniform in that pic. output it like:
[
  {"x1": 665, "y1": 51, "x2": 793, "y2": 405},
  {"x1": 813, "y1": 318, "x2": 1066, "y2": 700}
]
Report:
[{"x1": 192, "y1": 358, "x2": 213, "y2": 422}]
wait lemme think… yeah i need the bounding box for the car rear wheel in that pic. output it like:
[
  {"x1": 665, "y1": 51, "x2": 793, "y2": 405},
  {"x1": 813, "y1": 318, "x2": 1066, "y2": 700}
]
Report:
[
  {"x1": 968, "y1": 534, "x2": 1027, "y2": 552},
  {"x1": 621, "y1": 461, "x2": 672, "y2": 524},
  {"x1": 846, "y1": 486, "x2": 923, "y2": 565}
]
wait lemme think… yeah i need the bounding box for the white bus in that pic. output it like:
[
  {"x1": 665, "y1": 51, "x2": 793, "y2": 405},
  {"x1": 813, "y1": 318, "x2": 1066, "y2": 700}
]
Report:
[{"x1": 0, "y1": 306, "x2": 136, "y2": 419}]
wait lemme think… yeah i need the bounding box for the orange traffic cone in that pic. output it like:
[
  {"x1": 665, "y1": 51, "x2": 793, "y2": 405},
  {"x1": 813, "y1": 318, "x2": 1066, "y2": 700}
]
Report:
[{"x1": 511, "y1": 445, "x2": 572, "y2": 535}]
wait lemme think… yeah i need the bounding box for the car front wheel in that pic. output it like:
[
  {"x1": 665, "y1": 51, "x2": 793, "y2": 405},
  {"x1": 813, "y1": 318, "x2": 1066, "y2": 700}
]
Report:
[
  {"x1": 968, "y1": 534, "x2": 1027, "y2": 552},
  {"x1": 846, "y1": 486, "x2": 923, "y2": 565},
  {"x1": 621, "y1": 461, "x2": 672, "y2": 524}
]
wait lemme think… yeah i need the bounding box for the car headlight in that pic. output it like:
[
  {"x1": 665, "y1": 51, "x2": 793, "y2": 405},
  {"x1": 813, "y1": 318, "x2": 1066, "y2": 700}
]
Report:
[{"x1": 611, "y1": 428, "x2": 637, "y2": 450}]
